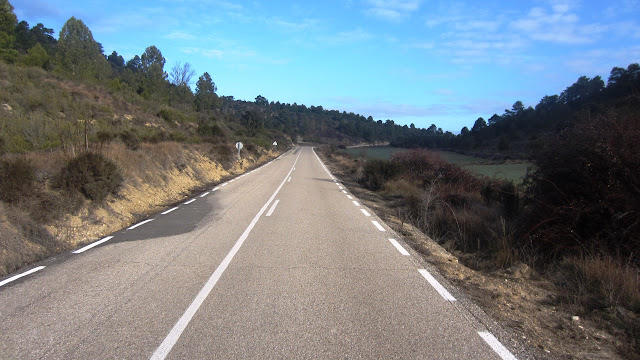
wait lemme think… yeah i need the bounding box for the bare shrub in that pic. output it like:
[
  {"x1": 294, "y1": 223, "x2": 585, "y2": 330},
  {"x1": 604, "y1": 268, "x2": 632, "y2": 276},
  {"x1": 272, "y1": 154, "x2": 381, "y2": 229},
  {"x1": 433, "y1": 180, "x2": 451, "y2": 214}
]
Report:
[
  {"x1": 0, "y1": 157, "x2": 35, "y2": 203},
  {"x1": 360, "y1": 159, "x2": 403, "y2": 191},
  {"x1": 523, "y1": 109, "x2": 640, "y2": 263},
  {"x1": 55, "y1": 152, "x2": 123, "y2": 202}
]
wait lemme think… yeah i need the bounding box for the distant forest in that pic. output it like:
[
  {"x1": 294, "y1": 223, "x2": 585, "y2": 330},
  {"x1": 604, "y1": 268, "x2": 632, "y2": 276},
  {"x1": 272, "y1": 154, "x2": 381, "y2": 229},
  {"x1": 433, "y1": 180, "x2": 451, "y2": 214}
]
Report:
[{"x1": 1, "y1": 0, "x2": 639, "y2": 158}]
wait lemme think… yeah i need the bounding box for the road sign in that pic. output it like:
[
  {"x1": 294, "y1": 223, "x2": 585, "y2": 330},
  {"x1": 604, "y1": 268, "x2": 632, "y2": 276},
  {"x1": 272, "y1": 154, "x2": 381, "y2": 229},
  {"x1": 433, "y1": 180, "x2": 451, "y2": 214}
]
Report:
[
  {"x1": 236, "y1": 142, "x2": 243, "y2": 160},
  {"x1": 272, "y1": 141, "x2": 277, "y2": 146}
]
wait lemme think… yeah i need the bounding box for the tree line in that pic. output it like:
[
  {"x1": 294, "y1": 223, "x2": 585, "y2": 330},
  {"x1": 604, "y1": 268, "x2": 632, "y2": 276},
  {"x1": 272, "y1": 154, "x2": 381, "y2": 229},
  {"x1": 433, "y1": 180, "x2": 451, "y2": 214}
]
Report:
[{"x1": 1, "y1": 0, "x2": 639, "y2": 155}]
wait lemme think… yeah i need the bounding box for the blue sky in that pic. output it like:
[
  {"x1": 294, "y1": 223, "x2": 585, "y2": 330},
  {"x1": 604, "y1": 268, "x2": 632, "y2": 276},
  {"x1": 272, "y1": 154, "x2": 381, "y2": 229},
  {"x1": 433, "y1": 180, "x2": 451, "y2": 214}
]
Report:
[{"x1": 13, "y1": 0, "x2": 640, "y2": 132}]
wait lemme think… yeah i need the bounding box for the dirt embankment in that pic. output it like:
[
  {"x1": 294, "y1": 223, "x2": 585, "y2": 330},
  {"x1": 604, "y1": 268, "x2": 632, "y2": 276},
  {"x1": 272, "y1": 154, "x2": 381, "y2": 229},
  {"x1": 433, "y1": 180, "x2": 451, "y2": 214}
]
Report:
[{"x1": 0, "y1": 142, "x2": 284, "y2": 277}]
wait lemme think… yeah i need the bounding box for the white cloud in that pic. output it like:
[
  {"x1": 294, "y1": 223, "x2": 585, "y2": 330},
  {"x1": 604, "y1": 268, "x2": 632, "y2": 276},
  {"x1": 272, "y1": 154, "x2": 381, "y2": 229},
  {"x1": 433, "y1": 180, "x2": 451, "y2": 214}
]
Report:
[
  {"x1": 268, "y1": 18, "x2": 319, "y2": 32},
  {"x1": 509, "y1": 4, "x2": 605, "y2": 44},
  {"x1": 181, "y1": 47, "x2": 224, "y2": 59},
  {"x1": 364, "y1": 0, "x2": 422, "y2": 21},
  {"x1": 165, "y1": 31, "x2": 196, "y2": 40},
  {"x1": 319, "y1": 28, "x2": 373, "y2": 45}
]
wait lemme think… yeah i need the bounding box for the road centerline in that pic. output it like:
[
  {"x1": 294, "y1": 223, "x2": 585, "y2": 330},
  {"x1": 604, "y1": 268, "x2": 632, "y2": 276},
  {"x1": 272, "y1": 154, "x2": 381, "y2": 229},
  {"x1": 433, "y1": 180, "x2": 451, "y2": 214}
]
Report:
[
  {"x1": 150, "y1": 150, "x2": 301, "y2": 360},
  {"x1": 265, "y1": 200, "x2": 280, "y2": 217}
]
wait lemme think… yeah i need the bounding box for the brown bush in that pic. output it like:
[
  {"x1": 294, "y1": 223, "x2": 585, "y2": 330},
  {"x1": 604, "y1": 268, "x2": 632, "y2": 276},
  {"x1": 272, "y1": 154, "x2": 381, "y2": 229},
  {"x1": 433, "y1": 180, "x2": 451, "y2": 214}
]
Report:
[
  {"x1": 523, "y1": 109, "x2": 640, "y2": 263},
  {"x1": 359, "y1": 159, "x2": 403, "y2": 191},
  {"x1": 391, "y1": 149, "x2": 482, "y2": 192},
  {"x1": 0, "y1": 157, "x2": 36, "y2": 203},
  {"x1": 55, "y1": 152, "x2": 123, "y2": 202}
]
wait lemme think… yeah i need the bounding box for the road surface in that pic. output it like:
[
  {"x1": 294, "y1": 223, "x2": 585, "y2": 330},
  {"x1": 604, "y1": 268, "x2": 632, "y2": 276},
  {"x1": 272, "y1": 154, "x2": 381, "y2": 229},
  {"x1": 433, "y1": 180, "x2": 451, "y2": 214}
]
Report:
[{"x1": 0, "y1": 146, "x2": 521, "y2": 359}]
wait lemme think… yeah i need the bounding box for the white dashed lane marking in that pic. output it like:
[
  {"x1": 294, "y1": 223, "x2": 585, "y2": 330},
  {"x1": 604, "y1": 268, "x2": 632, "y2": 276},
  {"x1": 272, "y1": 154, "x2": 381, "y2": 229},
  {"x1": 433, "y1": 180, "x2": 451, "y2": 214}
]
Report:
[
  {"x1": 128, "y1": 219, "x2": 154, "y2": 230},
  {"x1": 73, "y1": 236, "x2": 115, "y2": 254},
  {"x1": 478, "y1": 332, "x2": 518, "y2": 360},
  {"x1": 161, "y1": 207, "x2": 179, "y2": 215},
  {"x1": 372, "y1": 221, "x2": 385, "y2": 231},
  {"x1": 0, "y1": 266, "x2": 46, "y2": 288},
  {"x1": 388, "y1": 239, "x2": 410, "y2": 256},
  {"x1": 418, "y1": 269, "x2": 456, "y2": 302},
  {"x1": 265, "y1": 200, "x2": 280, "y2": 217}
]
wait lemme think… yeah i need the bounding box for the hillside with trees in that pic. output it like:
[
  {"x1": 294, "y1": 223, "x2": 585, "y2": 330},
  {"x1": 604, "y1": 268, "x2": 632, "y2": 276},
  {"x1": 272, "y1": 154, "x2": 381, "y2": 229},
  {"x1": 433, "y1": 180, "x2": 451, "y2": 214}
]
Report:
[{"x1": 2, "y1": 0, "x2": 640, "y2": 356}]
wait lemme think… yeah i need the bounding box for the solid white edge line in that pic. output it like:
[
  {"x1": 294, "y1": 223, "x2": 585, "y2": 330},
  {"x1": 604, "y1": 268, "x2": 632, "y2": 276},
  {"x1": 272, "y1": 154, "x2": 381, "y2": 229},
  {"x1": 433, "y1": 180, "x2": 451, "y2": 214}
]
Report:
[
  {"x1": 388, "y1": 238, "x2": 410, "y2": 256},
  {"x1": 288, "y1": 177, "x2": 291, "y2": 182},
  {"x1": 150, "y1": 148, "x2": 302, "y2": 360},
  {"x1": 73, "y1": 236, "x2": 115, "y2": 254},
  {"x1": 372, "y1": 220, "x2": 386, "y2": 231},
  {"x1": 184, "y1": 199, "x2": 196, "y2": 205},
  {"x1": 127, "y1": 219, "x2": 154, "y2": 230},
  {"x1": 0, "y1": 266, "x2": 46, "y2": 287},
  {"x1": 265, "y1": 200, "x2": 280, "y2": 217},
  {"x1": 352, "y1": 200, "x2": 360, "y2": 207},
  {"x1": 200, "y1": 192, "x2": 210, "y2": 198},
  {"x1": 361, "y1": 209, "x2": 371, "y2": 217},
  {"x1": 161, "y1": 207, "x2": 179, "y2": 215},
  {"x1": 418, "y1": 269, "x2": 457, "y2": 301},
  {"x1": 478, "y1": 332, "x2": 518, "y2": 360}
]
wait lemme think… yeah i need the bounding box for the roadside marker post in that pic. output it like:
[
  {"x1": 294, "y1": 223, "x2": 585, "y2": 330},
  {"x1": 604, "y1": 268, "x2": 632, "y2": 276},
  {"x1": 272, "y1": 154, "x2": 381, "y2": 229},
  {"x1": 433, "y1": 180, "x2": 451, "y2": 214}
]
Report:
[{"x1": 235, "y1": 141, "x2": 243, "y2": 161}]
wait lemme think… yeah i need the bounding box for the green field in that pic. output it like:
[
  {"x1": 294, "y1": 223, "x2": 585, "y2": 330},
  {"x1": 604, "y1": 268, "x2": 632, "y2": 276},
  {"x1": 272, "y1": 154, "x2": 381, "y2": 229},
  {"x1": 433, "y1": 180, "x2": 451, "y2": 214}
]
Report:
[
  {"x1": 343, "y1": 146, "x2": 404, "y2": 160},
  {"x1": 342, "y1": 147, "x2": 531, "y2": 183}
]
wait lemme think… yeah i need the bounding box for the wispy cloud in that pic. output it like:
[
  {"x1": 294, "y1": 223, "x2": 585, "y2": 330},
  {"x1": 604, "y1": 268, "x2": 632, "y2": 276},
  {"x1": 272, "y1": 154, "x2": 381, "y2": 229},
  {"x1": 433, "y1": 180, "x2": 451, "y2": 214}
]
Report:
[
  {"x1": 165, "y1": 31, "x2": 196, "y2": 40},
  {"x1": 326, "y1": 96, "x2": 454, "y2": 119},
  {"x1": 319, "y1": 28, "x2": 373, "y2": 45},
  {"x1": 364, "y1": 0, "x2": 422, "y2": 21},
  {"x1": 268, "y1": 17, "x2": 320, "y2": 32},
  {"x1": 182, "y1": 47, "x2": 224, "y2": 59},
  {"x1": 509, "y1": 4, "x2": 606, "y2": 44},
  {"x1": 180, "y1": 46, "x2": 289, "y2": 66}
]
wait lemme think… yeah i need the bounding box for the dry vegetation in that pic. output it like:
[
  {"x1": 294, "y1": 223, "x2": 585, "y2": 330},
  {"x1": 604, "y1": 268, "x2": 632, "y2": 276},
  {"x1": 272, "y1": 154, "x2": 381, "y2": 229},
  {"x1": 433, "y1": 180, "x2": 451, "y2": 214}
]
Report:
[
  {"x1": 0, "y1": 140, "x2": 281, "y2": 277},
  {"x1": 319, "y1": 141, "x2": 639, "y2": 359},
  {"x1": 0, "y1": 59, "x2": 291, "y2": 277}
]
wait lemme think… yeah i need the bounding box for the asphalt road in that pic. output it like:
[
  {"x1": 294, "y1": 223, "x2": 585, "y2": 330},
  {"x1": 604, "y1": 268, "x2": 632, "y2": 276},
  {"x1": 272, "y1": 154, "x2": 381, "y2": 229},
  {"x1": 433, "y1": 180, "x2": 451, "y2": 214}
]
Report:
[{"x1": 0, "y1": 146, "x2": 521, "y2": 359}]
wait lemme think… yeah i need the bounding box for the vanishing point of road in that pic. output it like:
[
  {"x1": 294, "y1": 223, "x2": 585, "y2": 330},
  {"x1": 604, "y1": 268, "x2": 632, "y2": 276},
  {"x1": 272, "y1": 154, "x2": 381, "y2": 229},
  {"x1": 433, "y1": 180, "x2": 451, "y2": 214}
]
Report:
[{"x1": 0, "y1": 147, "x2": 523, "y2": 359}]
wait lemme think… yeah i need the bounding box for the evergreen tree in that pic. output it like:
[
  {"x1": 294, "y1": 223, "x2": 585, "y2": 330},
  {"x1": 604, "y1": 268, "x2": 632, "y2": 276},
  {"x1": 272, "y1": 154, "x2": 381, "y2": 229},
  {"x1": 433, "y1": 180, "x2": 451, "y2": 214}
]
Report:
[
  {"x1": 0, "y1": 0, "x2": 18, "y2": 62},
  {"x1": 55, "y1": 17, "x2": 108, "y2": 81},
  {"x1": 195, "y1": 72, "x2": 219, "y2": 112},
  {"x1": 139, "y1": 45, "x2": 167, "y2": 99}
]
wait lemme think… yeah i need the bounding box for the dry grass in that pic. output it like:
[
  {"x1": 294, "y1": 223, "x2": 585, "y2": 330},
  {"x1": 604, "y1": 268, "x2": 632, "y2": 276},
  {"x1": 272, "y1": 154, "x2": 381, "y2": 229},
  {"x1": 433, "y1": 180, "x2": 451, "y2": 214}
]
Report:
[
  {"x1": 559, "y1": 255, "x2": 640, "y2": 313},
  {"x1": 0, "y1": 141, "x2": 282, "y2": 277}
]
